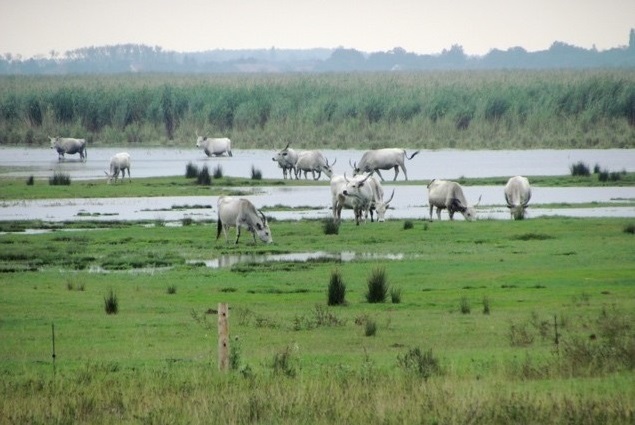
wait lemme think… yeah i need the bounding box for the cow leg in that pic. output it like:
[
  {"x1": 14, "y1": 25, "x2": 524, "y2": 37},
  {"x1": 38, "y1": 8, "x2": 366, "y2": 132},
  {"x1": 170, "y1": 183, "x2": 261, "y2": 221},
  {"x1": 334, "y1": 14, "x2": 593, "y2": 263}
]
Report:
[
  {"x1": 393, "y1": 165, "x2": 399, "y2": 181},
  {"x1": 429, "y1": 205, "x2": 434, "y2": 221},
  {"x1": 449, "y1": 209, "x2": 455, "y2": 220},
  {"x1": 313, "y1": 170, "x2": 321, "y2": 180},
  {"x1": 401, "y1": 165, "x2": 408, "y2": 181},
  {"x1": 375, "y1": 169, "x2": 385, "y2": 181},
  {"x1": 234, "y1": 226, "x2": 241, "y2": 244},
  {"x1": 436, "y1": 208, "x2": 442, "y2": 221}
]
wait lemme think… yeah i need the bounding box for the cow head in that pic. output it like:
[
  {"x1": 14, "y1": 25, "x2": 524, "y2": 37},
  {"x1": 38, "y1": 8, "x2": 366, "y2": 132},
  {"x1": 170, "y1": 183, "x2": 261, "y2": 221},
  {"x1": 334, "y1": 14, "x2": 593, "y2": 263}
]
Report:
[
  {"x1": 49, "y1": 136, "x2": 59, "y2": 149},
  {"x1": 195, "y1": 135, "x2": 207, "y2": 148},
  {"x1": 374, "y1": 189, "x2": 395, "y2": 222},
  {"x1": 342, "y1": 173, "x2": 371, "y2": 197},
  {"x1": 322, "y1": 157, "x2": 337, "y2": 178},
  {"x1": 254, "y1": 210, "x2": 273, "y2": 243}
]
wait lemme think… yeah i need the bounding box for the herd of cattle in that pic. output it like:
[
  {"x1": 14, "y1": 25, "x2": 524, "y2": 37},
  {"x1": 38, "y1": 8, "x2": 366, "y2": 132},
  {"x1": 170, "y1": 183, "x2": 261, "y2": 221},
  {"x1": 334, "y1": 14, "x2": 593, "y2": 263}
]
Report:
[{"x1": 49, "y1": 134, "x2": 532, "y2": 244}]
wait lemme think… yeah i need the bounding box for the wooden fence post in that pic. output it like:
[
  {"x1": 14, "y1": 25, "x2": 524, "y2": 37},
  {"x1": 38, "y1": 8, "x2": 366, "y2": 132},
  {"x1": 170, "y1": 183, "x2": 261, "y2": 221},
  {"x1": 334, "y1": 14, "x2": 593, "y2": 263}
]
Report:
[{"x1": 218, "y1": 303, "x2": 229, "y2": 371}]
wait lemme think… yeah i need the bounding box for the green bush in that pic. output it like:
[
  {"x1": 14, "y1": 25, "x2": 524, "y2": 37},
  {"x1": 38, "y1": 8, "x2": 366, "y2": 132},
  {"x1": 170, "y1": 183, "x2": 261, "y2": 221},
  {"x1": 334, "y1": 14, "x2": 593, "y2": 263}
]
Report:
[
  {"x1": 327, "y1": 269, "x2": 346, "y2": 306},
  {"x1": 250, "y1": 165, "x2": 262, "y2": 180},
  {"x1": 213, "y1": 165, "x2": 224, "y2": 179},
  {"x1": 366, "y1": 267, "x2": 388, "y2": 303},
  {"x1": 185, "y1": 162, "x2": 199, "y2": 178},
  {"x1": 570, "y1": 161, "x2": 591, "y2": 176},
  {"x1": 104, "y1": 289, "x2": 118, "y2": 315},
  {"x1": 323, "y1": 219, "x2": 339, "y2": 235},
  {"x1": 49, "y1": 172, "x2": 71, "y2": 186},
  {"x1": 196, "y1": 166, "x2": 211, "y2": 185},
  {"x1": 397, "y1": 347, "x2": 441, "y2": 380},
  {"x1": 364, "y1": 319, "x2": 377, "y2": 337}
]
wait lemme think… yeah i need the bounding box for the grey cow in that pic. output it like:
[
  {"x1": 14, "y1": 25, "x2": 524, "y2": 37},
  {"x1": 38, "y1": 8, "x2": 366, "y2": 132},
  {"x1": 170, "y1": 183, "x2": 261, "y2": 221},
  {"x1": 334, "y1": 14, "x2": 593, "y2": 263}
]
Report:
[
  {"x1": 427, "y1": 179, "x2": 480, "y2": 221},
  {"x1": 504, "y1": 176, "x2": 531, "y2": 220},
  {"x1": 216, "y1": 196, "x2": 273, "y2": 244},
  {"x1": 49, "y1": 137, "x2": 87, "y2": 161}
]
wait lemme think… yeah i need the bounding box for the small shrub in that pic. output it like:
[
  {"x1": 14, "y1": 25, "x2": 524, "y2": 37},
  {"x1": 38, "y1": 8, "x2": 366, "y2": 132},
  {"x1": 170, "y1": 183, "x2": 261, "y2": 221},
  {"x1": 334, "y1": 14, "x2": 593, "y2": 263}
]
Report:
[
  {"x1": 185, "y1": 162, "x2": 199, "y2": 178},
  {"x1": 366, "y1": 267, "x2": 388, "y2": 303},
  {"x1": 26, "y1": 175, "x2": 34, "y2": 186},
  {"x1": 397, "y1": 347, "x2": 441, "y2": 380},
  {"x1": 104, "y1": 289, "x2": 118, "y2": 315},
  {"x1": 49, "y1": 172, "x2": 71, "y2": 186},
  {"x1": 322, "y1": 219, "x2": 339, "y2": 235},
  {"x1": 196, "y1": 166, "x2": 211, "y2": 185},
  {"x1": 213, "y1": 165, "x2": 224, "y2": 179},
  {"x1": 271, "y1": 345, "x2": 298, "y2": 377},
  {"x1": 403, "y1": 220, "x2": 414, "y2": 230},
  {"x1": 609, "y1": 171, "x2": 622, "y2": 181},
  {"x1": 508, "y1": 321, "x2": 535, "y2": 347},
  {"x1": 229, "y1": 337, "x2": 241, "y2": 371},
  {"x1": 181, "y1": 217, "x2": 194, "y2": 226},
  {"x1": 166, "y1": 285, "x2": 177, "y2": 294},
  {"x1": 364, "y1": 319, "x2": 377, "y2": 336},
  {"x1": 327, "y1": 269, "x2": 346, "y2": 306},
  {"x1": 250, "y1": 165, "x2": 262, "y2": 180},
  {"x1": 459, "y1": 297, "x2": 471, "y2": 314},
  {"x1": 624, "y1": 224, "x2": 635, "y2": 234},
  {"x1": 598, "y1": 169, "x2": 609, "y2": 182},
  {"x1": 570, "y1": 161, "x2": 590, "y2": 176},
  {"x1": 593, "y1": 163, "x2": 601, "y2": 174},
  {"x1": 390, "y1": 287, "x2": 402, "y2": 304},
  {"x1": 482, "y1": 296, "x2": 491, "y2": 315}
]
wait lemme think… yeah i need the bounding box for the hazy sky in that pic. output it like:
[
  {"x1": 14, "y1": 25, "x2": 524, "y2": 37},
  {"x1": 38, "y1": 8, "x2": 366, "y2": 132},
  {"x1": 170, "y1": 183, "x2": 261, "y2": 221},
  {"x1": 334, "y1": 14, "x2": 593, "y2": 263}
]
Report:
[{"x1": 1, "y1": 0, "x2": 634, "y2": 58}]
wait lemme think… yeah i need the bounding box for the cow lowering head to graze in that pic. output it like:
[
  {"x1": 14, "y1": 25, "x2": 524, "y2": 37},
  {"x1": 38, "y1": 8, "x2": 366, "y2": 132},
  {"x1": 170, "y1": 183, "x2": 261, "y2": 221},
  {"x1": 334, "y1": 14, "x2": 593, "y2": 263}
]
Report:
[
  {"x1": 504, "y1": 176, "x2": 531, "y2": 220},
  {"x1": 49, "y1": 137, "x2": 87, "y2": 162},
  {"x1": 216, "y1": 196, "x2": 272, "y2": 244},
  {"x1": 330, "y1": 173, "x2": 375, "y2": 225},
  {"x1": 294, "y1": 151, "x2": 336, "y2": 180},
  {"x1": 427, "y1": 179, "x2": 481, "y2": 221},
  {"x1": 104, "y1": 152, "x2": 131, "y2": 184},
  {"x1": 195, "y1": 133, "x2": 232, "y2": 157},
  {"x1": 351, "y1": 148, "x2": 420, "y2": 181},
  {"x1": 367, "y1": 176, "x2": 395, "y2": 222},
  {"x1": 272, "y1": 143, "x2": 299, "y2": 179}
]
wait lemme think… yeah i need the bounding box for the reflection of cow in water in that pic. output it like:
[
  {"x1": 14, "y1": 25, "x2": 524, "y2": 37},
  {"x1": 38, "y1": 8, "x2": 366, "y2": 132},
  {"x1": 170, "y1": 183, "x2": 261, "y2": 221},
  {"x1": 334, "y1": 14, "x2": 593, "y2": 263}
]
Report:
[{"x1": 49, "y1": 137, "x2": 87, "y2": 161}]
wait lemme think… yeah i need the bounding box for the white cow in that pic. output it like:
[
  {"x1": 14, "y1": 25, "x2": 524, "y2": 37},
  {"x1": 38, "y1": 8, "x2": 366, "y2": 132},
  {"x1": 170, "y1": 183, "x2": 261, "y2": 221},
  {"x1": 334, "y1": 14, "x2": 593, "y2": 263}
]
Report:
[
  {"x1": 216, "y1": 196, "x2": 273, "y2": 244},
  {"x1": 330, "y1": 173, "x2": 375, "y2": 225},
  {"x1": 367, "y1": 177, "x2": 395, "y2": 222},
  {"x1": 272, "y1": 143, "x2": 300, "y2": 179},
  {"x1": 294, "y1": 151, "x2": 336, "y2": 180},
  {"x1": 104, "y1": 152, "x2": 131, "y2": 184},
  {"x1": 352, "y1": 148, "x2": 420, "y2": 181},
  {"x1": 49, "y1": 137, "x2": 87, "y2": 161},
  {"x1": 427, "y1": 179, "x2": 480, "y2": 221},
  {"x1": 504, "y1": 176, "x2": 531, "y2": 220},
  {"x1": 196, "y1": 135, "x2": 232, "y2": 157}
]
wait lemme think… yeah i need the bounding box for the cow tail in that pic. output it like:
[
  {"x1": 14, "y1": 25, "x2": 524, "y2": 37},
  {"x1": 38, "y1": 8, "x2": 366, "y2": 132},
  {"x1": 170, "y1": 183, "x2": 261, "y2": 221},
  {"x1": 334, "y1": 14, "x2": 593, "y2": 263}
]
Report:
[
  {"x1": 407, "y1": 150, "x2": 420, "y2": 160},
  {"x1": 216, "y1": 217, "x2": 222, "y2": 240}
]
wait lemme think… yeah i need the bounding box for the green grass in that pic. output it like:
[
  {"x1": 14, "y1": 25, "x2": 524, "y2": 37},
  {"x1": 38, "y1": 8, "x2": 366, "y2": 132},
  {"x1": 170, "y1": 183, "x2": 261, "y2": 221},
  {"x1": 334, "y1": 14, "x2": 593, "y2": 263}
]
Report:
[
  {"x1": 1, "y1": 172, "x2": 634, "y2": 200},
  {"x1": 1, "y1": 217, "x2": 634, "y2": 422}
]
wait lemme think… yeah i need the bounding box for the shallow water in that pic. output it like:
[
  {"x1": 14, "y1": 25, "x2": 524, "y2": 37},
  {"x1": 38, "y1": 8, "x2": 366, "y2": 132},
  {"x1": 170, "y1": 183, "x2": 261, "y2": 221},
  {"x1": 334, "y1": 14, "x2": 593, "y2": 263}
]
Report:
[{"x1": 1, "y1": 147, "x2": 634, "y2": 221}]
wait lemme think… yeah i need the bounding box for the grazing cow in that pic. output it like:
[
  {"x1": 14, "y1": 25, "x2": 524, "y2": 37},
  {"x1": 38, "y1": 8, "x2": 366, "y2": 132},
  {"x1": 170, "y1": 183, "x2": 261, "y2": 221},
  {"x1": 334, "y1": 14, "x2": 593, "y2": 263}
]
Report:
[
  {"x1": 196, "y1": 135, "x2": 232, "y2": 157},
  {"x1": 216, "y1": 196, "x2": 273, "y2": 244},
  {"x1": 49, "y1": 137, "x2": 87, "y2": 161},
  {"x1": 427, "y1": 179, "x2": 481, "y2": 221},
  {"x1": 104, "y1": 152, "x2": 131, "y2": 184},
  {"x1": 295, "y1": 151, "x2": 336, "y2": 180},
  {"x1": 351, "y1": 148, "x2": 420, "y2": 181},
  {"x1": 272, "y1": 143, "x2": 300, "y2": 179},
  {"x1": 504, "y1": 176, "x2": 531, "y2": 220},
  {"x1": 367, "y1": 177, "x2": 395, "y2": 222},
  {"x1": 330, "y1": 173, "x2": 376, "y2": 225}
]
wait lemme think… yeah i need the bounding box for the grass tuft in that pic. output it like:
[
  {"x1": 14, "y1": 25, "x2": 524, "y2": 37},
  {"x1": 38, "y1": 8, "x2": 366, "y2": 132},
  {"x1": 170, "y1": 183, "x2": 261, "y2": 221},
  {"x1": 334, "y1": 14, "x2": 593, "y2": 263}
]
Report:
[
  {"x1": 49, "y1": 172, "x2": 71, "y2": 186},
  {"x1": 397, "y1": 347, "x2": 441, "y2": 380},
  {"x1": 196, "y1": 166, "x2": 211, "y2": 185},
  {"x1": 570, "y1": 161, "x2": 591, "y2": 176},
  {"x1": 185, "y1": 162, "x2": 199, "y2": 178},
  {"x1": 104, "y1": 289, "x2": 118, "y2": 315},
  {"x1": 322, "y1": 219, "x2": 339, "y2": 235},
  {"x1": 327, "y1": 269, "x2": 346, "y2": 306},
  {"x1": 250, "y1": 165, "x2": 262, "y2": 180},
  {"x1": 366, "y1": 267, "x2": 389, "y2": 303}
]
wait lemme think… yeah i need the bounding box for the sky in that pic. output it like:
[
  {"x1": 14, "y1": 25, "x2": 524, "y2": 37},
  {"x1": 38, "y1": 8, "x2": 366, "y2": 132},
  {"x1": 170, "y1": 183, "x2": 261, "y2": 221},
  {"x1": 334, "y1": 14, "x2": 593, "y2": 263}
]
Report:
[{"x1": 1, "y1": 0, "x2": 634, "y2": 59}]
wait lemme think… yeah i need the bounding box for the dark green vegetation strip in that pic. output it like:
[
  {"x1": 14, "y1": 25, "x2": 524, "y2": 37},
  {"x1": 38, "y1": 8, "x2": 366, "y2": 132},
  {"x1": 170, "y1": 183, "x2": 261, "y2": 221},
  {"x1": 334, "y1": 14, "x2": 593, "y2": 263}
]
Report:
[
  {"x1": 1, "y1": 70, "x2": 634, "y2": 149},
  {"x1": 1, "y1": 172, "x2": 634, "y2": 200}
]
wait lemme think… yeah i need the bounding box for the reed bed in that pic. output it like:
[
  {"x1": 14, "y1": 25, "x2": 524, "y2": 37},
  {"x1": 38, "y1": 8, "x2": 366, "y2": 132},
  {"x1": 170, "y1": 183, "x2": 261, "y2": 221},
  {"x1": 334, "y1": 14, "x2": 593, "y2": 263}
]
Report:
[{"x1": 1, "y1": 70, "x2": 634, "y2": 149}]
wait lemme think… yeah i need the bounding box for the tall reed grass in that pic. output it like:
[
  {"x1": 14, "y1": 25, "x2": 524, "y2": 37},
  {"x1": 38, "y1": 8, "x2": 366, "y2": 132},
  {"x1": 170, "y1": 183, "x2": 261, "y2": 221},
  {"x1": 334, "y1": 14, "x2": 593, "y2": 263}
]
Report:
[{"x1": 1, "y1": 71, "x2": 634, "y2": 149}]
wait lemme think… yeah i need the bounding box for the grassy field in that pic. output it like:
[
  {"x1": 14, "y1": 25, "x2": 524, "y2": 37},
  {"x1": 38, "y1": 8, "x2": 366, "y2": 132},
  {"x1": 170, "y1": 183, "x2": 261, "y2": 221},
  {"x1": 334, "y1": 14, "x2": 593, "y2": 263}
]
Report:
[
  {"x1": 1, "y1": 70, "x2": 635, "y2": 149},
  {"x1": 1, "y1": 171, "x2": 634, "y2": 201},
  {"x1": 1, "y1": 216, "x2": 634, "y2": 423}
]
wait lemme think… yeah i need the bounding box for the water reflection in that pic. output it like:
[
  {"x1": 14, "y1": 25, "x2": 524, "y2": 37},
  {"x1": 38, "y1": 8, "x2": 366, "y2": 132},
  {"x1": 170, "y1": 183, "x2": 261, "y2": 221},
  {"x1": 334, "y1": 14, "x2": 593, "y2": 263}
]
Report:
[{"x1": 189, "y1": 251, "x2": 406, "y2": 269}]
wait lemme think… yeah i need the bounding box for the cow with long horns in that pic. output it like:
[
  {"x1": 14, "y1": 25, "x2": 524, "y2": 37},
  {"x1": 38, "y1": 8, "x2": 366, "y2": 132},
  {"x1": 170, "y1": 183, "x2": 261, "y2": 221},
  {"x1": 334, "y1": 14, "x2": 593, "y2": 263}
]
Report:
[
  {"x1": 504, "y1": 176, "x2": 531, "y2": 220},
  {"x1": 216, "y1": 196, "x2": 272, "y2": 244},
  {"x1": 427, "y1": 179, "x2": 481, "y2": 221},
  {"x1": 351, "y1": 148, "x2": 420, "y2": 181}
]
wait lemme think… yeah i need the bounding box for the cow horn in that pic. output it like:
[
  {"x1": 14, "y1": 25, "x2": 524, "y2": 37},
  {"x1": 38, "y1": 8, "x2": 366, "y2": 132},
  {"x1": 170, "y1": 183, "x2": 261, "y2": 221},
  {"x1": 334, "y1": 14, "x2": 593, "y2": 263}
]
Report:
[
  {"x1": 385, "y1": 189, "x2": 395, "y2": 205},
  {"x1": 328, "y1": 157, "x2": 337, "y2": 167},
  {"x1": 283, "y1": 142, "x2": 290, "y2": 151},
  {"x1": 343, "y1": 172, "x2": 349, "y2": 182},
  {"x1": 258, "y1": 209, "x2": 267, "y2": 223},
  {"x1": 474, "y1": 195, "x2": 482, "y2": 207},
  {"x1": 360, "y1": 173, "x2": 372, "y2": 183}
]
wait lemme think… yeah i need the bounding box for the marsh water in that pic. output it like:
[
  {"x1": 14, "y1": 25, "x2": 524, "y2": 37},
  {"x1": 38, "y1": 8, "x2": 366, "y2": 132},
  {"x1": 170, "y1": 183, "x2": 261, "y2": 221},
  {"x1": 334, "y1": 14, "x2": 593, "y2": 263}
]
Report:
[{"x1": 1, "y1": 147, "x2": 634, "y2": 222}]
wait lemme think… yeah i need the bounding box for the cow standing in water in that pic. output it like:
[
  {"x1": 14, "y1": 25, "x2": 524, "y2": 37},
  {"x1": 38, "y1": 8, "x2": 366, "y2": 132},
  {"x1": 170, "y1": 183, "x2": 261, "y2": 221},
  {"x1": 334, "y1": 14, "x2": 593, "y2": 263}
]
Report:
[
  {"x1": 105, "y1": 152, "x2": 131, "y2": 184},
  {"x1": 272, "y1": 143, "x2": 300, "y2": 179},
  {"x1": 49, "y1": 137, "x2": 87, "y2": 161},
  {"x1": 351, "y1": 148, "x2": 420, "y2": 181},
  {"x1": 217, "y1": 196, "x2": 273, "y2": 244},
  {"x1": 427, "y1": 179, "x2": 480, "y2": 221},
  {"x1": 196, "y1": 135, "x2": 232, "y2": 157}
]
